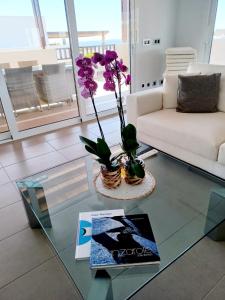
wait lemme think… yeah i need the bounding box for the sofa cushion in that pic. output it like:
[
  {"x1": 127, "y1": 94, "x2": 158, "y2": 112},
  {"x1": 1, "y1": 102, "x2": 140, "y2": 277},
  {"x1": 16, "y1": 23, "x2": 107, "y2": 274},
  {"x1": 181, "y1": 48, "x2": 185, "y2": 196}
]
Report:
[
  {"x1": 137, "y1": 109, "x2": 225, "y2": 161},
  {"x1": 177, "y1": 73, "x2": 221, "y2": 113},
  {"x1": 218, "y1": 144, "x2": 225, "y2": 165},
  {"x1": 188, "y1": 63, "x2": 225, "y2": 112}
]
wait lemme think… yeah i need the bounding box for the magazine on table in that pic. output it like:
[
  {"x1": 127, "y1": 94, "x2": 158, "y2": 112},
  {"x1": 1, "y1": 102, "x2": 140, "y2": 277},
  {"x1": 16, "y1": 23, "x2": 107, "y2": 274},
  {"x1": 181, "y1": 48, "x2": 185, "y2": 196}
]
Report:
[
  {"x1": 90, "y1": 214, "x2": 160, "y2": 269},
  {"x1": 75, "y1": 209, "x2": 124, "y2": 260}
]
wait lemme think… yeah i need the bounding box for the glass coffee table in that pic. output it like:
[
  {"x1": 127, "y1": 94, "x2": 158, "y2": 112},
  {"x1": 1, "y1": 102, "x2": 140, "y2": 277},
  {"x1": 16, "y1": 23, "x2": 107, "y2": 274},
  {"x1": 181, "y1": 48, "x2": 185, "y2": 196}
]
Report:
[{"x1": 16, "y1": 151, "x2": 225, "y2": 300}]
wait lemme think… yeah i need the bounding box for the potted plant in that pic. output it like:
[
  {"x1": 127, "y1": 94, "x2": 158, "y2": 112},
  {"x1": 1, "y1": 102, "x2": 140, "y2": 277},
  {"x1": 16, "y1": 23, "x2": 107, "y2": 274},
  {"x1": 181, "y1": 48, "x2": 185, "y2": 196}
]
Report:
[
  {"x1": 76, "y1": 50, "x2": 145, "y2": 188},
  {"x1": 95, "y1": 50, "x2": 145, "y2": 184},
  {"x1": 76, "y1": 55, "x2": 121, "y2": 189}
]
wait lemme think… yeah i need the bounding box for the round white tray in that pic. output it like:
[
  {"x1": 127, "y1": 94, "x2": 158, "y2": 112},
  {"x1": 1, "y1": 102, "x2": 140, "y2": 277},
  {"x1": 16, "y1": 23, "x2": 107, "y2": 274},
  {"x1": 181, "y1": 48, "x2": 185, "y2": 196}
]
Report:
[{"x1": 94, "y1": 171, "x2": 156, "y2": 200}]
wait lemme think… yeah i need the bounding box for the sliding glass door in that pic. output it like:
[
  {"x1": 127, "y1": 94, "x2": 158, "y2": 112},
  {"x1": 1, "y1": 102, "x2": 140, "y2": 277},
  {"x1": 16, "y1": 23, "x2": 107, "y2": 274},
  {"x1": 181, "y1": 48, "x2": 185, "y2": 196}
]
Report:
[
  {"x1": 0, "y1": 0, "x2": 79, "y2": 135},
  {"x1": 210, "y1": 0, "x2": 225, "y2": 64},
  {"x1": 0, "y1": 0, "x2": 131, "y2": 142},
  {"x1": 0, "y1": 99, "x2": 11, "y2": 141},
  {"x1": 0, "y1": 101, "x2": 8, "y2": 133},
  {"x1": 74, "y1": 0, "x2": 130, "y2": 116}
]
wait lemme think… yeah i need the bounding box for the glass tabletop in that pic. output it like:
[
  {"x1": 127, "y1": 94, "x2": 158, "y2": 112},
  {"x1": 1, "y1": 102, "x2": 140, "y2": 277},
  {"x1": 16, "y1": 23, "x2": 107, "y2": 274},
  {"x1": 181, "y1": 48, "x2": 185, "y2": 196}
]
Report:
[{"x1": 16, "y1": 152, "x2": 225, "y2": 300}]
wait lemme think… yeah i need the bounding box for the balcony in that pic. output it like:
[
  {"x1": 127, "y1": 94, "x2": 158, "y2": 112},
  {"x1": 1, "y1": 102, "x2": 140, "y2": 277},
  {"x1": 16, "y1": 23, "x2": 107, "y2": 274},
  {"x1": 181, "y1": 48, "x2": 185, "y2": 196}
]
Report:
[{"x1": 0, "y1": 41, "x2": 129, "y2": 133}]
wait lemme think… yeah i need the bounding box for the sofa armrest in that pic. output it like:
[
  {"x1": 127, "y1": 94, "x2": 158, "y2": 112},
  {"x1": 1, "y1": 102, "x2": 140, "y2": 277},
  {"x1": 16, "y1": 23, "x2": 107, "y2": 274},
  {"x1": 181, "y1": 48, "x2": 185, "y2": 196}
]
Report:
[
  {"x1": 126, "y1": 87, "x2": 163, "y2": 126},
  {"x1": 218, "y1": 143, "x2": 225, "y2": 165}
]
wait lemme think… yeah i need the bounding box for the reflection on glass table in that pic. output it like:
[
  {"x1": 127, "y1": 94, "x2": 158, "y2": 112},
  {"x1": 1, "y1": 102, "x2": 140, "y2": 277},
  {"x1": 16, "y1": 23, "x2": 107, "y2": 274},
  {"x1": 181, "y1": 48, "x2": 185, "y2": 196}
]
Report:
[{"x1": 16, "y1": 152, "x2": 225, "y2": 300}]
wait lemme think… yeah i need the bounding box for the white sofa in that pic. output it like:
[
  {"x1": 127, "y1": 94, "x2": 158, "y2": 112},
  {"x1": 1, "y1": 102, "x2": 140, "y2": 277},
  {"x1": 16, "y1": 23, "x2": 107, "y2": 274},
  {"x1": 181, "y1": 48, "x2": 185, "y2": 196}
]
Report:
[{"x1": 127, "y1": 63, "x2": 225, "y2": 179}]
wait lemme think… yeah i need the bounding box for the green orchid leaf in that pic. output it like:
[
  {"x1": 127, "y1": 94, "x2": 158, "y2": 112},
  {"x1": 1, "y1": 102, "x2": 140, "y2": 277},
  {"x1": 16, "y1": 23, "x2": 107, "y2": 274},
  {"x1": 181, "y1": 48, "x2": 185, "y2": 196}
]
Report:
[
  {"x1": 80, "y1": 136, "x2": 97, "y2": 151},
  {"x1": 85, "y1": 145, "x2": 97, "y2": 156},
  {"x1": 133, "y1": 162, "x2": 145, "y2": 178},
  {"x1": 110, "y1": 151, "x2": 125, "y2": 162},
  {"x1": 122, "y1": 124, "x2": 137, "y2": 140},
  {"x1": 96, "y1": 138, "x2": 111, "y2": 161},
  {"x1": 129, "y1": 162, "x2": 136, "y2": 177},
  {"x1": 123, "y1": 138, "x2": 139, "y2": 152},
  {"x1": 121, "y1": 124, "x2": 139, "y2": 155}
]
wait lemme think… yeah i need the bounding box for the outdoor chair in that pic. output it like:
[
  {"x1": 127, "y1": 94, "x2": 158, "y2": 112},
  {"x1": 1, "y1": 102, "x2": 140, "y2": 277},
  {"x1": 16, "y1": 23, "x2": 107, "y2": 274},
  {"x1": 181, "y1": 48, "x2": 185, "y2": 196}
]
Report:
[
  {"x1": 34, "y1": 63, "x2": 73, "y2": 108},
  {"x1": 4, "y1": 66, "x2": 41, "y2": 112}
]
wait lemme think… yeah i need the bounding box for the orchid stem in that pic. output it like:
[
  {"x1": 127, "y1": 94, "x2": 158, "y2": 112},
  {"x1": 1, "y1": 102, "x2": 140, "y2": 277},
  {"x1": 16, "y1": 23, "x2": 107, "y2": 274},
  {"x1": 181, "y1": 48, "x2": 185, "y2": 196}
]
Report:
[
  {"x1": 90, "y1": 92, "x2": 105, "y2": 140},
  {"x1": 115, "y1": 90, "x2": 124, "y2": 136},
  {"x1": 114, "y1": 61, "x2": 125, "y2": 132}
]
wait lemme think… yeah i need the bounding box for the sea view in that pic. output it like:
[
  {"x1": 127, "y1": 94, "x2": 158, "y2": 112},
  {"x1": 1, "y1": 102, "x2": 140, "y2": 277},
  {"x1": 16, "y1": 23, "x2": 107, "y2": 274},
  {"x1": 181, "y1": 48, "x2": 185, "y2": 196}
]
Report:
[{"x1": 79, "y1": 39, "x2": 122, "y2": 47}]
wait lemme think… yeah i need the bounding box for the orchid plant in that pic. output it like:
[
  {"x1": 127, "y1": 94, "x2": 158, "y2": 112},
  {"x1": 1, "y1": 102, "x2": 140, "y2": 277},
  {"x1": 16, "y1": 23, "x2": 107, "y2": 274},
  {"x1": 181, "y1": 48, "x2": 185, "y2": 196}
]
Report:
[
  {"x1": 76, "y1": 54, "x2": 118, "y2": 171},
  {"x1": 93, "y1": 50, "x2": 144, "y2": 179},
  {"x1": 76, "y1": 50, "x2": 144, "y2": 178}
]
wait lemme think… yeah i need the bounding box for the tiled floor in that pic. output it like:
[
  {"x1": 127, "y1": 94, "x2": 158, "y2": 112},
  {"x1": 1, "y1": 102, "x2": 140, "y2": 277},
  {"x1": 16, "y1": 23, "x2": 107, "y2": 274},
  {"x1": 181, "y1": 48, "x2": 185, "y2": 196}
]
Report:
[
  {"x1": 0, "y1": 101, "x2": 78, "y2": 133},
  {"x1": 0, "y1": 115, "x2": 225, "y2": 300}
]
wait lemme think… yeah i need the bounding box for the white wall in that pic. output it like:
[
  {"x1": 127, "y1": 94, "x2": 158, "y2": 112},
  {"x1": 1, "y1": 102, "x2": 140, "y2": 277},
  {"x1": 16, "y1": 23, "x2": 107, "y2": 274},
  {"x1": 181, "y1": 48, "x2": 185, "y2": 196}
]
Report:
[
  {"x1": 132, "y1": 0, "x2": 218, "y2": 92},
  {"x1": 0, "y1": 16, "x2": 41, "y2": 49},
  {"x1": 132, "y1": 0, "x2": 177, "y2": 92},
  {"x1": 210, "y1": 37, "x2": 225, "y2": 65},
  {"x1": 0, "y1": 49, "x2": 58, "y2": 67},
  {"x1": 175, "y1": 0, "x2": 218, "y2": 63}
]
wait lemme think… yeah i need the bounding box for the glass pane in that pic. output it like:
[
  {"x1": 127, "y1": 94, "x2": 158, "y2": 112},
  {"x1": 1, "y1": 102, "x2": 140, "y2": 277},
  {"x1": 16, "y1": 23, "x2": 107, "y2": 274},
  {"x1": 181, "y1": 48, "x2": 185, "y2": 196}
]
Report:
[
  {"x1": 74, "y1": 0, "x2": 130, "y2": 114},
  {"x1": 16, "y1": 153, "x2": 225, "y2": 299},
  {"x1": 0, "y1": 100, "x2": 9, "y2": 133},
  {"x1": 0, "y1": 0, "x2": 79, "y2": 131},
  {"x1": 210, "y1": 0, "x2": 225, "y2": 64}
]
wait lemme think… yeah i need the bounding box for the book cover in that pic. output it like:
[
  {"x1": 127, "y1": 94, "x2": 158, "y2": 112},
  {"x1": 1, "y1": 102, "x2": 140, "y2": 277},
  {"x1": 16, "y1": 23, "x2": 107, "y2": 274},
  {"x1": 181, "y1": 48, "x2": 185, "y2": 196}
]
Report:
[
  {"x1": 75, "y1": 209, "x2": 124, "y2": 260},
  {"x1": 90, "y1": 214, "x2": 160, "y2": 269}
]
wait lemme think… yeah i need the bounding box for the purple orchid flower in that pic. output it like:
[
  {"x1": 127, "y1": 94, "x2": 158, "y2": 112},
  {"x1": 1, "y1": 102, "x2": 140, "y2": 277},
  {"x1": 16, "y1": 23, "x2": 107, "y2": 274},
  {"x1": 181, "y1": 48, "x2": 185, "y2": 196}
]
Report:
[
  {"x1": 76, "y1": 56, "x2": 92, "y2": 68},
  {"x1": 75, "y1": 54, "x2": 83, "y2": 64},
  {"x1": 125, "y1": 74, "x2": 131, "y2": 85},
  {"x1": 75, "y1": 55, "x2": 105, "y2": 140},
  {"x1": 103, "y1": 70, "x2": 113, "y2": 80},
  {"x1": 103, "y1": 80, "x2": 116, "y2": 91},
  {"x1": 83, "y1": 57, "x2": 92, "y2": 65},
  {"x1": 99, "y1": 57, "x2": 107, "y2": 66},
  {"x1": 84, "y1": 79, "x2": 98, "y2": 92},
  {"x1": 105, "y1": 50, "x2": 118, "y2": 63},
  {"x1": 92, "y1": 52, "x2": 104, "y2": 64},
  {"x1": 81, "y1": 87, "x2": 90, "y2": 99},
  {"x1": 78, "y1": 77, "x2": 85, "y2": 87},
  {"x1": 118, "y1": 61, "x2": 128, "y2": 72},
  {"x1": 78, "y1": 67, "x2": 94, "y2": 78}
]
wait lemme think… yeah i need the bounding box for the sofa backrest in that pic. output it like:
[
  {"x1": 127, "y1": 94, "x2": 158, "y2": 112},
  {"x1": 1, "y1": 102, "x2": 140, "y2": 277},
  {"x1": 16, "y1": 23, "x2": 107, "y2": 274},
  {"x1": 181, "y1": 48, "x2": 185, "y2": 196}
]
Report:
[
  {"x1": 187, "y1": 63, "x2": 225, "y2": 112},
  {"x1": 162, "y1": 74, "x2": 179, "y2": 109},
  {"x1": 162, "y1": 72, "x2": 200, "y2": 109}
]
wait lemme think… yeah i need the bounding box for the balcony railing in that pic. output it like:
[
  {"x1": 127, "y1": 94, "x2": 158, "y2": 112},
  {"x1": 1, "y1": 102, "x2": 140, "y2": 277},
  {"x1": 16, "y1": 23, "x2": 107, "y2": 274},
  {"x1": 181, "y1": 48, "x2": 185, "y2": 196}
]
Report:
[{"x1": 56, "y1": 44, "x2": 116, "y2": 61}]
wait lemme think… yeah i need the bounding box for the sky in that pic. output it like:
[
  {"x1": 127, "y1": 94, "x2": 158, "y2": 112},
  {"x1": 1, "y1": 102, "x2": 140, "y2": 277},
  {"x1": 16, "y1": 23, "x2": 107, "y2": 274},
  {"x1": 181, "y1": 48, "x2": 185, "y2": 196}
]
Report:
[
  {"x1": 0, "y1": 0, "x2": 122, "y2": 39},
  {"x1": 0, "y1": 0, "x2": 224, "y2": 35},
  {"x1": 215, "y1": 0, "x2": 225, "y2": 30}
]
